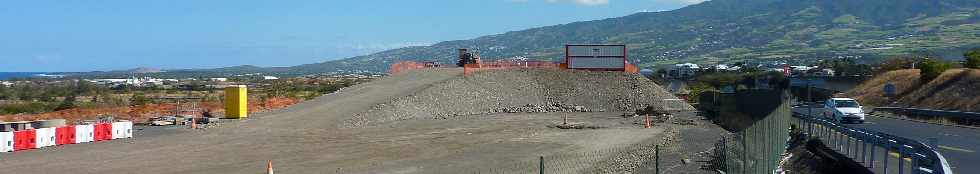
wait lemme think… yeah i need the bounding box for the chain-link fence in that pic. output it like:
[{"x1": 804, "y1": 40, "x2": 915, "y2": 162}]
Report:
[{"x1": 702, "y1": 89, "x2": 792, "y2": 174}]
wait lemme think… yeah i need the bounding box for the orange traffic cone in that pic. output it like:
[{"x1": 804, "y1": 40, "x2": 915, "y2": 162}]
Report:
[
  {"x1": 267, "y1": 160, "x2": 274, "y2": 174},
  {"x1": 644, "y1": 114, "x2": 652, "y2": 129}
]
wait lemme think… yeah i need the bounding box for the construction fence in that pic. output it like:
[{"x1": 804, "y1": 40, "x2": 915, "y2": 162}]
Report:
[{"x1": 701, "y1": 89, "x2": 792, "y2": 174}]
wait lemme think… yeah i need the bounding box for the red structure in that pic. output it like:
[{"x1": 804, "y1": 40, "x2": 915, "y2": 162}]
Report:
[
  {"x1": 55, "y1": 126, "x2": 76, "y2": 145},
  {"x1": 564, "y1": 44, "x2": 635, "y2": 72},
  {"x1": 13, "y1": 129, "x2": 36, "y2": 151}
]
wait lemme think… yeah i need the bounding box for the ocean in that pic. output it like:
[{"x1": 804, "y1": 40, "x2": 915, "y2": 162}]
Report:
[{"x1": 0, "y1": 72, "x2": 45, "y2": 80}]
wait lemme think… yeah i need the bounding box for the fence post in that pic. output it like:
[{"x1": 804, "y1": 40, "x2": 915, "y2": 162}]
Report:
[
  {"x1": 655, "y1": 145, "x2": 661, "y2": 174},
  {"x1": 539, "y1": 156, "x2": 544, "y2": 174}
]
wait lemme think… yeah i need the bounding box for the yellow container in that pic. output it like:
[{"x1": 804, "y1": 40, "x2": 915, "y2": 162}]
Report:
[{"x1": 224, "y1": 85, "x2": 248, "y2": 119}]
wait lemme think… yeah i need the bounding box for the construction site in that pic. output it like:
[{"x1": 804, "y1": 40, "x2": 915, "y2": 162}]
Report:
[{"x1": 0, "y1": 46, "x2": 727, "y2": 174}]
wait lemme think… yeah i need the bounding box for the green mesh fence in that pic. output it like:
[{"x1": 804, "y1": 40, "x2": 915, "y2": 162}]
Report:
[{"x1": 708, "y1": 90, "x2": 792, "y2": 174}]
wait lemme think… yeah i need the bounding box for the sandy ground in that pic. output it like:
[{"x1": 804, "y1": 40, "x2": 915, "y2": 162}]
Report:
[{"x1": 0, "y1": 68, "x2": 725, "y2": 174}]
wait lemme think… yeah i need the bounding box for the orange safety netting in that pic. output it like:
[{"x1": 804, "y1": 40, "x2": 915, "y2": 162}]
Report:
[
  {"x1": 463, "y1": 60, "x2": 561, "y2": 75},
  {"x1": 389, "y1": 61, "x2": 434, "y2": 75},
  {"x1": 625, "y1": 63, "x2": 640, "y2": 73}
]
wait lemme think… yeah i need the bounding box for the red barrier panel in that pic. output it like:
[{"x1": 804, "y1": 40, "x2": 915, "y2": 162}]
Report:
[
  {"x1": 55, "y1": 126, "x2": 76, "y2": 145},
  {"x1": 14, "y1": 130, "x2": 36, "y2": 151},
  {"x1": 93, "y1": 123, "x2": 109, "y2": 142}
]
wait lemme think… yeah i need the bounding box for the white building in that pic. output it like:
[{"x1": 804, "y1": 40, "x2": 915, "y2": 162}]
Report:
[
  {"x1": 262, "y1": 76, "x2": 280, "y2": 80},
  {"x1": 0, "y1": 81, "x2": 12, "y2": 87},
  {"x1": 667, "y1": 63, "x2": 700, "y2": 79}
]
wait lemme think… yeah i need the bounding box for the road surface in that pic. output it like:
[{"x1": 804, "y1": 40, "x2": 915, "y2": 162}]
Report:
[{"x1": 793, "y1": 105, "x2": 979, "y2": 173}]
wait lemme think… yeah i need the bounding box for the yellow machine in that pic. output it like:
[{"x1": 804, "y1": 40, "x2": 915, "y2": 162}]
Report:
[{"x1": 224, "y1": 85, "x2": 248, "y2": 119}]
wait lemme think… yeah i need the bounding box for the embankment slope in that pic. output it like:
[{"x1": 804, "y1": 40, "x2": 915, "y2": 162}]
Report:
[{"x1": 845, "y1": 69, "x2": 980, "y2": 112}]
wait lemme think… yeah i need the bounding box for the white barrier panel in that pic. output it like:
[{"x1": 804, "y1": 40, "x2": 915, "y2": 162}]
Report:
[
  {"x1": 121, "y1": 121, "x2": 133, "y2": 138},
  {"x1": 0, "y1": 131, "x2": 13, "y2": 152},
  {"x1": 111, "y1": 122, "x2": 125, "y2": 139},
  {"x1": 75, "y1": 124, "x2": 94, "y2": 143},
  {"x1": 35, "y1": 128, "x2": 55, "y2": 148}
]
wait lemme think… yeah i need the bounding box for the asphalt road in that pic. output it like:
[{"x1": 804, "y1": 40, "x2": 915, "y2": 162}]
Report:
[{"x1": 793, "y1": 105, "x2": 979, "y2": 173}]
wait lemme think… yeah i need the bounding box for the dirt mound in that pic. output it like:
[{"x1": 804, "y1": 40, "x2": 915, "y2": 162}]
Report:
[
  {"x1": 844, "y1": 69, "x2": 980, "y2": 112},
  {"x1": 346, "y1": 69, "x2": 692, "y2": 127},
  {"x1": 844, "y1": 69, "x2": 922, "y2": 106}
]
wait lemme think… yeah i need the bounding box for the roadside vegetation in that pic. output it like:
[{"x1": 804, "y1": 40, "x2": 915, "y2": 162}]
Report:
[{"x1": 0, "y1": 75, "x2": 374, "y2": 122}]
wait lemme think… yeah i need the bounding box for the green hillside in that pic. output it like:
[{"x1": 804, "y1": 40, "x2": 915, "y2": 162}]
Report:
[
  {"x1": 299, "y1": 0, "x2": 980, "y2": 72},
  {"x1": 69, "y1": 0, "x2": 980, "y2": 77}
]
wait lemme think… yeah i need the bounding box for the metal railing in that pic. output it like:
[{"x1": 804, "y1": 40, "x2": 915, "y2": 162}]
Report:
[
  {"x1": 793, "y1": 113, "x2": 954, "y2": 174},
  {"x1": 874, "y1": 107, "x2": 980, "y2": 120}
]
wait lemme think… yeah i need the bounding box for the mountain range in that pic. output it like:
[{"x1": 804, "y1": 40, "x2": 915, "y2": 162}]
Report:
[{"x1": 69, "y1": 0, "x2": 980, "y2": 78}]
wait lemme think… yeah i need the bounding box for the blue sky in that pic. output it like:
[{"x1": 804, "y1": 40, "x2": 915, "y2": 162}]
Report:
[{"x1": 0, "y1": 0, "x2": 703, "y2": 72}]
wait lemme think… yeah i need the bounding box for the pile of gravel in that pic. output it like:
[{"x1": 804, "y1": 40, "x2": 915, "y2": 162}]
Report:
[{"x1": 345, "y1": 69, "x2": 692, "y2": 128}]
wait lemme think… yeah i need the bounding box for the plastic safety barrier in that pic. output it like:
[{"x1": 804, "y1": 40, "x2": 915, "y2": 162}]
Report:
[
  {"x1": 111, "y1": 122, "x2": 125, "y2": 139},
  {"x1": 13, "y1": 130, "x2": 35, "y2": 151},
  {"x1": 93, "y1": 123, "x2": 112, "y2": 142},
  {"x1": 35, "y1": 128, "x2": 56, "y2": 148},
  {"x1": 75, "y1": 124, "x2": 94, "y2": 144},
  {"x1": 55, "y1": 126, "x2": 76, "y2": 146},
  {"x1": 0, "y1": 131, "x2": 13, "y2": 152},
  {"x1": 118, "y1": 121, "x2": 134, "y2": 138}
]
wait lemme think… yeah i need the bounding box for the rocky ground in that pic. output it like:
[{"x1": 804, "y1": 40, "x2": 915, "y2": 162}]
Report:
[{"x1": 0, "y1": 68, "x2": 724, "y2": 174}]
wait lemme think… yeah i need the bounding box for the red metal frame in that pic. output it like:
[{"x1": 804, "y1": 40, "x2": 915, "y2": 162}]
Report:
[{"x1": 564, "y1": 44, "x2": 629, "y2": 71}]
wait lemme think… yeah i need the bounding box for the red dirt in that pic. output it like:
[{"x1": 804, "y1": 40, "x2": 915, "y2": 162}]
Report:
[{"x1": 0, "y1": 97, "x2": 304, "y2": 124}]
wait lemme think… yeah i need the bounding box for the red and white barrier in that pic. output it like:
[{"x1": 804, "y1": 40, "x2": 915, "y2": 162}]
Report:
[
  {"x1": 34, "y1": 127, "x2": 55, "y2": 148},
  {"x1": 0, "y1": 131, "x2": 13, "y2": 152},
  {"x1": 13, "y1": 129, "x2": 35, "y2": 151},
  {"x1": 4, "y1": 121, "x2": 136, "y2": 153},
  {"x1": 111, "y1": 122, "x2": 125, "y2": 139},
  {"x1": 75, "y1": 124, "x2": 94, "y2": 143}
]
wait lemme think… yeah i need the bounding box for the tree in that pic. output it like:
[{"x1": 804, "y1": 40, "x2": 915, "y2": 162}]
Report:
[
  {"x1": 55, "y1": 94, "x2": 77, "y2": 110},
  {"x1": 919, "y1": 58, "x2": 952, "y2": 82},
  {"x1": 965, "y1": 48, "x2": 980, "y2": 69}
]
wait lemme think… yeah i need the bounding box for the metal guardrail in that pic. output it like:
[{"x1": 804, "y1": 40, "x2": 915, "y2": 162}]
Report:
[
  {"x1": 793, "y1": 113, "x2": 954, "y2": 174},
  {"x1": 874, "y1": 107, "x2": 980, "y2": 119}
]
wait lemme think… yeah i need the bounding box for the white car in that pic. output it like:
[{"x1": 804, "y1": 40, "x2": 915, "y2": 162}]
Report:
[{"x1": 824, "y1": 98, "x2": 866, "y2": 124}]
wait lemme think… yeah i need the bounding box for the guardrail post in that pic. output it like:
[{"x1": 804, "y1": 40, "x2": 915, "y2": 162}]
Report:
[
  {"x1": 883, "y1": 147, "x2": 889, "y2": 174},
  {"x1": 870, "y1": 139, "x2": 876, "y2": 169},
  {"x1": 861, "y1": 138, "x2": 868, "y2": 164},
  {"x1": 807, "y1": 119, "x2": 813, "y2": 137},
  {"x1": 898, "y1": 147, "x2": 905, "y2": 174},
  {"x1": 842, "y1": 135, "x2": 851, "y2": 156},
  {"x1": 910, "y1": 153, "x2": 919, "y2": 174}
]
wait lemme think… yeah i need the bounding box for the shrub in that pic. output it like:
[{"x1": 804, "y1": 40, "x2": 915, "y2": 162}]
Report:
[
  {"x1": 965, "y1": 48, "x2": 980, "y2": 69},
  {"x1": 919, "y1": 58, "x2": 952, "y2": 82}
]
